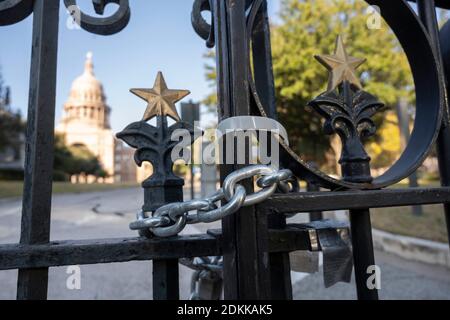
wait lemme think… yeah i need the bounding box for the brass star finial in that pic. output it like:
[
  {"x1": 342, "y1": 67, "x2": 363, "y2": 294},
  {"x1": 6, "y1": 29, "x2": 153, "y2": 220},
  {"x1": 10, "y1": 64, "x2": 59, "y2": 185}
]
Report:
[
  {"x1": 315, "y1": 35, "x2": 366, "y2": 92},
  {"x1": 130, "y1": 72, "x2": 190, "y2": 121}
]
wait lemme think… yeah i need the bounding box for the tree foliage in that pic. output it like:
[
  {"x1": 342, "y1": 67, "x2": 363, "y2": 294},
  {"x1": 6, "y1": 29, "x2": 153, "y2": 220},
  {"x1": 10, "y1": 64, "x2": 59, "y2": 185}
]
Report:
[
  {"x1": 204, "y1": 0, "x2": 414, "y2": 171},
  {"x1": 366, "y1": 111, "x2": 401, "y2": 168},
  {"x1": 0, "y1": 68, "x2": 24, "y2": 155},
  {"x1": 203, "y1": 50, "x2": 218, "y2": 110},
  {"x1": 54, "y1": 135, "x2": 105, "y2": 181},
  {"x1": 271, "y1": 0, "x2": 412, "y2": 169}
]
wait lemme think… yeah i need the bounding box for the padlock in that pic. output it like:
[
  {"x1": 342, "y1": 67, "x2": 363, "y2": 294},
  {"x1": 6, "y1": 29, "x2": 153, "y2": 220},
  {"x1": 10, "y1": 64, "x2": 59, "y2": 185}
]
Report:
[
  {"x1": 289, "y1": 250, "x2": 320, "y2": 273},
  {"x1": 290, "y1": 228, "x2": 320, "y2": 273},
  {"x1": 289, "y1": 220, "x2": 353, "y2": 287},
  {"x1": 195, "y1": 270, "x2": 223, "y2": 300},
  {"x1": 319, "y1": 228, "x2": 353, "y2": 288}
]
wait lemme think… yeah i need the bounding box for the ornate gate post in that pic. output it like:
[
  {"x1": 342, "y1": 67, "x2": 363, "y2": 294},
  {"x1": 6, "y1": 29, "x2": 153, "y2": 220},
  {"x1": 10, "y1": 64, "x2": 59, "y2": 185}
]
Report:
[
  {"x1": 212, "y1": 0, "x2": 271, "y2": 299},
  {"x1": 117, "y1": 72, "x2": 195, "y2": 299}
]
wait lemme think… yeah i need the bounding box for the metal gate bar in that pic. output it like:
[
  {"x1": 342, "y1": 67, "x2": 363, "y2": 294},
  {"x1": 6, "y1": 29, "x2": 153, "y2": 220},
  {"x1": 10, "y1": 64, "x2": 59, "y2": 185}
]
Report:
[
  {"x1": 417, "y1": 0, "x2": 450, "y2": 249},
  {"x1": 412, "y1": 0, "x2": 450, "y2": 9},
  {"x1": 259, "y1": 187, "x2": 450, "y2": 213},
  {"x1": 16, "y1": 0, "x2": 60, "y2": 301},
  {"x1": 215, "y1": 0, "x2": 271, "y2": 300},
  {"x1": 250, "y1": 0, "x2": 293, "y2": 300},
  {"x1": 153, "y1": 259, "x2": 179, "y2": 300},
  {"x1": 0, "y1": 235, "x2": 220, "y2": 271},
  {"x1": 0, "y1": 227, "x2": 324, "y2": 271},
  {"x1": 348, "y1": 209, "x2": 377, "y2": 299}
]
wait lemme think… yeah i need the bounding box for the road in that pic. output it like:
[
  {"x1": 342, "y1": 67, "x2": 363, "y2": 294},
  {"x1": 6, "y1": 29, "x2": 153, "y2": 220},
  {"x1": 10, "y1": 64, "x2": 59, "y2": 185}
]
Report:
[{"x1": 0, "y1": 188, "x2": 449, "y2": 300}]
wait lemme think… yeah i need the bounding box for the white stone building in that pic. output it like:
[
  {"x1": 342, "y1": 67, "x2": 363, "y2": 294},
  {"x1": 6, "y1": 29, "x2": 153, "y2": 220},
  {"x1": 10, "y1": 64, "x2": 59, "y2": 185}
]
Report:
[{"x1": 57, "y1": 53, "x2": 149, "y2": 183}]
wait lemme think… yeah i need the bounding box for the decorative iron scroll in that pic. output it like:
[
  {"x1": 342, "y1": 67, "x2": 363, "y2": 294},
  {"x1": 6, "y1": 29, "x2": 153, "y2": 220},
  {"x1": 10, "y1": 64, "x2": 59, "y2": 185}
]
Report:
[
  {"x1": 63, "y1": 0, "x2": 130, "y2": 35},
  {"x1": 192, "y1": 0, "x2": 215, "y2": 48},
  {"x1": 242, "y1": 0, "x2": 444, "y2": 190},
  {"x1": 0, "y1": 0, "x2": 33, "y2": 26},
  {"x1": 191, "y1": 0, "x2": 254, "y2": 48},
  {"x1": 0, "y1": 0, "x2": 130, "y2": 35}
]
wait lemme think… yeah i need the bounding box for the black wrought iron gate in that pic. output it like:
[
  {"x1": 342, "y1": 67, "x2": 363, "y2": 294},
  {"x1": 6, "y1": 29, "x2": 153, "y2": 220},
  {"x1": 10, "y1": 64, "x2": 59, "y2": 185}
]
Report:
[{"x1": 1, "y1": 0, "x2": 450, "y2": 301}]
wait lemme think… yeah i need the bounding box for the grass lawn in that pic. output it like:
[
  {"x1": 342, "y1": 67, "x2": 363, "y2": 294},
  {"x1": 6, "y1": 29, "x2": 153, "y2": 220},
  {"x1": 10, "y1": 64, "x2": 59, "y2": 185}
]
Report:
[
  {"x1": 368, "y1": 180, "x2": 448, "y2": 243},
  {"x1": 0, "y1": 181, "x2": 139, "y2": 200},
  {"x1": 371, "y1": 205, "x2": 449, "y2": 243}
]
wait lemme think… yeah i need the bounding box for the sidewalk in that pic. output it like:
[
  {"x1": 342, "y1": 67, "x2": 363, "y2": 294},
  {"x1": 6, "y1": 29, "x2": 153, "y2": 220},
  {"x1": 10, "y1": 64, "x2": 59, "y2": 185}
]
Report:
[
  {"x1": 292, "y1": 250, "x2": 450, "y2": 300},
  {"x1": 332, "y1": 210, "x2": 450, "y2": 269}
]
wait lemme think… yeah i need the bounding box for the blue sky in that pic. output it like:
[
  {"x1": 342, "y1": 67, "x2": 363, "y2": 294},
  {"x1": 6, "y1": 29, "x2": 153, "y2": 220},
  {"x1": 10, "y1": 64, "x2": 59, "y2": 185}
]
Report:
[{"x1": 0, "y1": 1, "x2": 280, "y2": 132}]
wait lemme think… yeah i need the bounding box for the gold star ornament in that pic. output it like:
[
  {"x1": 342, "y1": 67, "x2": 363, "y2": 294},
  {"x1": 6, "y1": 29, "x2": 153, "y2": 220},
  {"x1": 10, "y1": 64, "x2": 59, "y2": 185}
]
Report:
[
  {"x1": 131, "y1": 72, "x2": 190, "y2": 121},
  {"x1": 315, "y1": 35, "x2": 366, "y2": 92}
]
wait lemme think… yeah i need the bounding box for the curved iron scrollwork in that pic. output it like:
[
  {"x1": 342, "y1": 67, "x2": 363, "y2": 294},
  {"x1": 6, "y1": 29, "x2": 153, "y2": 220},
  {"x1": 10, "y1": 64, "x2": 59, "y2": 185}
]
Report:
[
  {"x1": 0, "y1": 0, "x2": 33, "y2": 26},
  {"x1": 191, "y1": 0, "x2": 254, "y2": 48},
  {"x1": 192, "y1": 0, "x2": 215, "y2": 48},
  {"x1": 63, "y1": 0, "x2": 130, "y2": 36},
  {"x1": 440, "y1": 19, "x2": 450, "y2": 127},
  {"x1": 246, "y1": 0, "x2": 444, "y2": 190},
  {"x1": 0, "y1": 0, "x2": 130, "y2": 35}
]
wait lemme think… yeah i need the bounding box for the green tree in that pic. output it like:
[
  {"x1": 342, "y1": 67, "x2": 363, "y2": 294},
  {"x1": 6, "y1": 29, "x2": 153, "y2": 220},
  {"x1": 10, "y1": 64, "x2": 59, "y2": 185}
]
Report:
[
  {"x1": 53, "y1": 134, "x2": 74, "y2": 180},
  {"x1": 204, "y1": 0, "x2": 414, "y2": 171},
  {"x1": 68, "y1": 144, "x2": 103, "y2": 177},
  {"x1": 203, "y1": 50, "x2": 218, "y2": 110},
  {"x1": 53, "y1": 136, "x2": 105, "y2": 181},
  {"x1": 0, "y1": 68, "x2": 24, "y2": 155},
  {"x1": 273, "y1": 0, "x2": 412, "y2": 167}
]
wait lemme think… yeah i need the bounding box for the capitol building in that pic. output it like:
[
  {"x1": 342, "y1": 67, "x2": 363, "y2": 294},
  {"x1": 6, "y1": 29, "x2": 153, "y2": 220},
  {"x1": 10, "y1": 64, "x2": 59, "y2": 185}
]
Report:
[{"x1": 56, "y1": 53, "x2": 150, "y2": 183}]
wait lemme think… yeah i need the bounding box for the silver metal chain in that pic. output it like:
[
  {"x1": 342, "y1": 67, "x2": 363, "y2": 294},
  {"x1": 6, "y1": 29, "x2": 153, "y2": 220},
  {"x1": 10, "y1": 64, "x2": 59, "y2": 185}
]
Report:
[{"x1": 130, "y1": 165, "x2": 294, "y2": 238}]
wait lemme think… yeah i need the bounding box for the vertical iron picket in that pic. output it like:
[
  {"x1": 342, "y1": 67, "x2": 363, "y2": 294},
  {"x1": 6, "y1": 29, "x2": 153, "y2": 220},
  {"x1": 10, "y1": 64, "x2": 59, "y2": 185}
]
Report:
[
  {"x1": 217, "y1": 0, "x2": 272, "y2": 300},
  {"x1": 348, "y1": 209, "x2": 378, "y2": 299},
  {"x1": 153, "y1": 259, "x2": 180, "y2": 300},
  {"x1": 417, "y1": 0, "x2": 450, "y2": 250},
  {"x1": 16, "y1": 0, "x2": 60, "y2": 300},
  {"x1": 306, "y1": 181, "x2": 323, "y2": 221},
  {"x1": 117, "y1": 114, "x2": 186, "y2": 300},
  {"x1": 251, "y1": 0, "x2": 293, "y2": 300}
]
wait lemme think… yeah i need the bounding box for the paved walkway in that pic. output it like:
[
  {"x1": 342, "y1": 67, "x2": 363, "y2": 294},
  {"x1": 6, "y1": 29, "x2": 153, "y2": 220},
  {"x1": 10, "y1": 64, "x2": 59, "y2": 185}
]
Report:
[
  {"x1": 293, "y1": 250, "x2": 450, "y2": 299},
  {"x1": 0, "y1": 188, "x2": 449, "y2": 300}
]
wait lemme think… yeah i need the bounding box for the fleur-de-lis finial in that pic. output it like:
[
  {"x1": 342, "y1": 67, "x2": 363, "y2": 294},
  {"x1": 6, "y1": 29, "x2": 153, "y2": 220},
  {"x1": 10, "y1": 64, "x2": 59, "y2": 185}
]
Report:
[
  {"x1": 117, "y1": 72, "x2": 201, "y2": 212},
  {"x1": 308, "y1": 35, "x2": 384, "y2": 183}
]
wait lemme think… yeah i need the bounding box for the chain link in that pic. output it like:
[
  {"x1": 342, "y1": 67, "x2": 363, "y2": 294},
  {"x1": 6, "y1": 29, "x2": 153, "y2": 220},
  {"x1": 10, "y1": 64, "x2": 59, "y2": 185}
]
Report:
[{"x1": 129, "y1": 165, "x2": 294, "y2": 238}]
